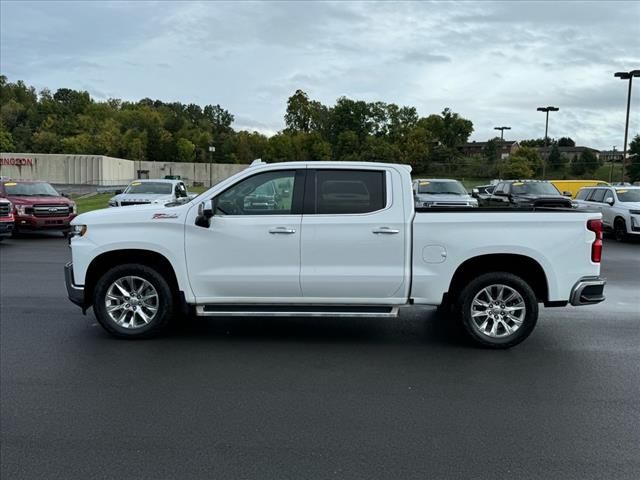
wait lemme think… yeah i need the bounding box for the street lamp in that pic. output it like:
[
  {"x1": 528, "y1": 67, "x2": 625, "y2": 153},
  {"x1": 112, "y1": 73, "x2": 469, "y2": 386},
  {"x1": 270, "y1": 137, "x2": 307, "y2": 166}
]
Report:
[
  {"x1": 614, "y1": 69, "x2": 640, "y2": 183},
  {"x1": 494, "y1": 126, "x2": 511, "y2": 141},
  {"x1": 609, "y1": 146, "x2": 617, "y2": 184},
  {"x1": 494, "y1": 126, "x2": 511, "y2": 178},
  {"x1": 537, "y1": 106, "x2": 559, "y2": 179},
  {"x1": 208, "y1": 145, "x2": 216, "y2": 187}
]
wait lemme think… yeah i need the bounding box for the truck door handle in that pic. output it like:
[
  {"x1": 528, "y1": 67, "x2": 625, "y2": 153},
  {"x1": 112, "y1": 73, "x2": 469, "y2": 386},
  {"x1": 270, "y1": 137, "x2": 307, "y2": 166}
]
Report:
[
  {"x1": 269, "y1": 227, "x2": 296, "y2": 234},
  {"x1": 372, "y1": 227, "x2": 400, "y2": 234}
]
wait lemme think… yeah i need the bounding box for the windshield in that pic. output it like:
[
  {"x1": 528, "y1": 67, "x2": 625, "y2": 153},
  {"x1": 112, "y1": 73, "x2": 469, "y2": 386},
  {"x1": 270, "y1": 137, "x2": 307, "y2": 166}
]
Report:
[
  {"x1": 124, "y1": 182, "x2": 172, "y2": 195},
  {"x1": 416, "y1": 180, "x2": 467, "y2": 195},
  {"x1": 511, "y1": 182, "x2": 560, "y2": 195},
  {"x1": 616, "y1": 189, "x2": 640, "y2": 202},
  {"x1": 3, "y1": 181, "x2": 59, "y2": 196}
]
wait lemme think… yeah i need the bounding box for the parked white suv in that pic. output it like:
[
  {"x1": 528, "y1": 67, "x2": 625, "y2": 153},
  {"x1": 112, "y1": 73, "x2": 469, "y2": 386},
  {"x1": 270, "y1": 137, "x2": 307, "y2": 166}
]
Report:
[
  {"x1": 574, "y1": 186, "x2": 640, "y2": 241},
  {"x1": 108, "y1": 179, "x2": 191, "y2": 207}
]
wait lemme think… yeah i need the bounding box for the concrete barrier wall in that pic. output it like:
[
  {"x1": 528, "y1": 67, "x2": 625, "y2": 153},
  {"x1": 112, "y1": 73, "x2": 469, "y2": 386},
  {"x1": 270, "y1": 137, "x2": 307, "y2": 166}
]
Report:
[{"x1": 0, "y1": 153, "x2": 248, "y2": 186}]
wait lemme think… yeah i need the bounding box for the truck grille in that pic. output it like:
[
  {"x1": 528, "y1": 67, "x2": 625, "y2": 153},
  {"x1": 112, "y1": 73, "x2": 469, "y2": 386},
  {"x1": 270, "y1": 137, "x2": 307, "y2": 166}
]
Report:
[
  {"x1": 32, "y1": 204, "x2": 72, "y2": 217},
  {"x1": 120, "y1": 201, "x2": 150, "y2": 206},
  {"x1": 0, "y1": 203, "x2": 11, "y2": 216}
]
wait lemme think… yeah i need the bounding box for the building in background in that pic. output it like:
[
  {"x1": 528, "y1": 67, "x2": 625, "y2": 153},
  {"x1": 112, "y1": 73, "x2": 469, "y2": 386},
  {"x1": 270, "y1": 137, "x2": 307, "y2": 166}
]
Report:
[
  {"x1": 0, "y1": 153, "x2": 247, "y2": 187},
  {"x1": 459, "y1": 141, "x2": 520, "y2": 159},
  {"x1": 536, "y1": 146, "x2": 600, "y2": 163}
]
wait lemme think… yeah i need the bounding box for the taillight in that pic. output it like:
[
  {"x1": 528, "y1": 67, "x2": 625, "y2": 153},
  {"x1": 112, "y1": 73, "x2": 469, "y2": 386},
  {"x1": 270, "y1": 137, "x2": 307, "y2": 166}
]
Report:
[{"x1": 587, "y1": 219, "x2": 602, "y2": 263}]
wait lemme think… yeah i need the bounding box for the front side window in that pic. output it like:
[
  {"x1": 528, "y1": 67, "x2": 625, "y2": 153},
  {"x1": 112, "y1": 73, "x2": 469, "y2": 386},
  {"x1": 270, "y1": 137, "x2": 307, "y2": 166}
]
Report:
[
  {"x1": 216, "y1": 170, "x2": 296, "y2": 215},
  {"x1": 310, "y1": 170, "x2": 386, "y2": 214},
  {"x1": 590, "y1": 189, "x2": 606, "y2": 203},
  {"x1": 175, "y1": 183, "x2": 188, "y2": 198},
  {"x1": 575, "y1": 189, "x2": 591, "y2": 200}
]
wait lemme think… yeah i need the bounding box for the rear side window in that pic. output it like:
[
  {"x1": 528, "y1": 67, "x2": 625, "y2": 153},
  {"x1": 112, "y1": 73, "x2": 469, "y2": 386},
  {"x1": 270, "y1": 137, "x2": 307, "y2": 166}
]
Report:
[
  {"x1": 575, "y1": 189, "x2": 590, "y2": 200},
  {"x1": 307, "y1": 170, "x2": 386, "y2": 214},
  {"x1": 589, "y1": 189, "x2": 606, "y2": 202}
]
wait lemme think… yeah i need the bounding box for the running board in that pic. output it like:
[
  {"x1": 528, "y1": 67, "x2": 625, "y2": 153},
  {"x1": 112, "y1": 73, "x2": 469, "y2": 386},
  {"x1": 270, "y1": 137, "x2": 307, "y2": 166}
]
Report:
[{"x1": 195, "y1": 305, "x2": 400, "y2": 318}]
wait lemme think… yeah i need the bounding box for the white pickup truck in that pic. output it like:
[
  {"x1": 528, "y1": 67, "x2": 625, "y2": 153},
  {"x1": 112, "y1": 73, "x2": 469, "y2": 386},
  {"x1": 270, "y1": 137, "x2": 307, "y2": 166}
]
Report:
[{"x1": 65, "y1": 161, "x2": 606, "y2": 348}]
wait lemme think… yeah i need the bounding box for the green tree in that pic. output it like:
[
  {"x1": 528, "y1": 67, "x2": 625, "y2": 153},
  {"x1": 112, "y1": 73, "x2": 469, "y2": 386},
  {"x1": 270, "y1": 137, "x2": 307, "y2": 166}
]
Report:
[
  {"x1": 0, "y1": 122, "x2": 16, "y2": 151},
  {"x1": 558, "y1": 137, "x2": 575, "y2": 147},
  {"x1": 627, "y1": 134, "x2": 640, "y2": 182},
  {"x1": 548, "y1": 143, "x2": 564, "y2": 168},
  {"x1": 503, "y1": 156, "x2": 534, "y2": 178},
  {"x1": 176, "y1": 138, "x2": 195, "y2": 162}
]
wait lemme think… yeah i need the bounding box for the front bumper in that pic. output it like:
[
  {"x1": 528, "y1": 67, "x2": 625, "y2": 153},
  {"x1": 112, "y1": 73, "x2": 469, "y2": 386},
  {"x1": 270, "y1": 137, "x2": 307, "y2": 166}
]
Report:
[
  {"x1": 64, "y1": 262, "x2": 86, "y2": 311},
  {"x1": 15, "y1": 214, "x2": 76, "y2": 231},
  {"x1": 569, "y1": 276, "x2": 606, "y2": 306},
  {"x1": 0, "y1": 220, "x2": 14, "y2": 237}
]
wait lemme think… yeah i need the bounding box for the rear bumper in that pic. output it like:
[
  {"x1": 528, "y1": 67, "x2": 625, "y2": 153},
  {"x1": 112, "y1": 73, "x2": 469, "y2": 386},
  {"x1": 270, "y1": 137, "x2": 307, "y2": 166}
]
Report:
[
  {"x1": 569, "y1": 276, "x2": 606, "y2": 306},
  {"x1": 64, "y1": 262, "x2": 86, "y2": 311}
]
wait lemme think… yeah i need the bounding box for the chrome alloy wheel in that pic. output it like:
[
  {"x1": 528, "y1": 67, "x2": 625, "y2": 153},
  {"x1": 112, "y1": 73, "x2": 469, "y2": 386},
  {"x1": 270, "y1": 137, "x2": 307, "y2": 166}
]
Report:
[
  {"x1": 470, "y1": 284, "x2": 526, "y2": 338},
  {"x1": 105, "y1": 276, "x2": 159, "y2": 329}
]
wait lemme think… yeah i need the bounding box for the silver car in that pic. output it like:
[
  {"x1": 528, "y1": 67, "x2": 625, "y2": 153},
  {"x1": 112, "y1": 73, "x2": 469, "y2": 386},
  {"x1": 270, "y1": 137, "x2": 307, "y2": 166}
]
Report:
[{"x1": 412, "y1": 179, "x2": 478, "y2": 208}]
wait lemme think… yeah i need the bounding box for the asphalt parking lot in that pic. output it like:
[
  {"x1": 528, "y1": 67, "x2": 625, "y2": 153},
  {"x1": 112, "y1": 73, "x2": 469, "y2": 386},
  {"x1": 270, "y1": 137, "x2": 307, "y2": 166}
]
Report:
[{"x1": 1, "y1": 235, "x2": 639, "y2": 480}]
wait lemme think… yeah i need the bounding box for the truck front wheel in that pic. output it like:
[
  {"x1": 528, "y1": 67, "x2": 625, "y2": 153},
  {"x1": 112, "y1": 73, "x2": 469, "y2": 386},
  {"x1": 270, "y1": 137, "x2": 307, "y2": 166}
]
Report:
[
  {"x1": 93, "y1": 264, "x2": 174, "y2": 338},
  {"x1": 457, "y1": 272, "x2": 538, "y2": 349}
]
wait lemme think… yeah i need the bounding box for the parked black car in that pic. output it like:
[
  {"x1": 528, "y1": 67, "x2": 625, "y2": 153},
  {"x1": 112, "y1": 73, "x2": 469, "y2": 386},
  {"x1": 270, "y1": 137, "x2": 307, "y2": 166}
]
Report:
[{"x1": 487, "y1": 180, "x2": 573, "y2": 208}]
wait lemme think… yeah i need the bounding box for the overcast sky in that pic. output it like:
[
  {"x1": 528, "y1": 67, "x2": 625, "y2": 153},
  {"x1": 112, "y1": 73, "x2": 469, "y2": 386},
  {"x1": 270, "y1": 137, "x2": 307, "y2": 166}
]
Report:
[{"x1": 1, "y1": 0, "x2": 639, "y2": 149}]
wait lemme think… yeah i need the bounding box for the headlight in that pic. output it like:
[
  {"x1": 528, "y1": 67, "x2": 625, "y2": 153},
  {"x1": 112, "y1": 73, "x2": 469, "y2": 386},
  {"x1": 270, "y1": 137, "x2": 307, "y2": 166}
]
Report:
[
  {"x1": 70, "y1": 202, "x2": 77, "y2": 214},
  {"x1": 71, "y1": 224, "x2": 87, "y2": 237},
  {"x1": 15, "y1": 205, "x2": 29, "y2": 215}
]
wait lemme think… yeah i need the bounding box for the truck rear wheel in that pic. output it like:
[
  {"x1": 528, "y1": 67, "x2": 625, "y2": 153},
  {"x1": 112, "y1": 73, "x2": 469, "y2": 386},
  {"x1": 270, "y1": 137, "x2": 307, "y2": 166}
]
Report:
[
  {"x1": 457, "y1": 272, "x2": 538, "y2": 349},
  {"x1": 92, "y1": 264, "x2": 174, "y2": 338}
]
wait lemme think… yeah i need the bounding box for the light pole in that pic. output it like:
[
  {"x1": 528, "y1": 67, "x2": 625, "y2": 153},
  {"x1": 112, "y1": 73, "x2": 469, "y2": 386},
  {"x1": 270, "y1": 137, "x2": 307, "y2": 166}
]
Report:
[
  {"x1": 494, "y1": 126, "x2": 511, "y2": 141},
  {"x1": 614, "y1": 70, "x2": 640, "y2": 183},
  {"x1": 494, "y1": 126, "x2": 511, "y2": 179},
  {"x1": 537, "y1": 106, "x2": 559, "y2": 179},
  {"x1": 609, "y1": 146, "x2": 617, "y2": 183},
  {"x1": 208, "y1": 145, "x2": 215, "y2": 187}
]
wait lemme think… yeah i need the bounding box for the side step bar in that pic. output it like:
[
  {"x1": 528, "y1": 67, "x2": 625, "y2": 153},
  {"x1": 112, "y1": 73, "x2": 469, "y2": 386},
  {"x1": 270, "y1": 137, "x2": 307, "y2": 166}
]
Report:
[{"x1": 195, "y1": 305, "x2": 400, "y2": 318}]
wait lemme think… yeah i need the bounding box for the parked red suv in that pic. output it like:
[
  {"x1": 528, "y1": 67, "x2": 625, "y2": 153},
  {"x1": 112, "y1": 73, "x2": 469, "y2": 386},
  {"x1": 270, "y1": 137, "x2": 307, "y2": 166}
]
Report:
[
  {"x1": 0, "y1": 179, "x2": 76, "y2": 237},
  {"x1": 0, "y1": 198, "x2": 14, "y2": 241}
]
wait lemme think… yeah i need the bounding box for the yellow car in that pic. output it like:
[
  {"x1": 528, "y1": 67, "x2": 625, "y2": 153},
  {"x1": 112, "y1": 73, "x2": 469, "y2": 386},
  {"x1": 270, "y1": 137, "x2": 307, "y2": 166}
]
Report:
[{"x1": 549, "y1": 180, "x2": 610, "y2": 198}]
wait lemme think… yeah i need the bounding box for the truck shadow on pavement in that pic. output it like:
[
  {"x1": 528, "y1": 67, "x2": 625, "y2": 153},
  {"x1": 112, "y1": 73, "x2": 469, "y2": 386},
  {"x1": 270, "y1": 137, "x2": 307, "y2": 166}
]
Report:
[{"x1": 163, "y1": 308, "x2": 473, "y2": 348}]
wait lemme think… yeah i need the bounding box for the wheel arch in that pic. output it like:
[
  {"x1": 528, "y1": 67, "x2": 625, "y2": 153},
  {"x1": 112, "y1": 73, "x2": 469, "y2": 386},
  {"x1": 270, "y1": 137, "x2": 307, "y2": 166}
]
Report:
[
  {"x1": 84, "y1": 249, "x2": 182, "y2": 310},
  {"x1": 445, "y1": 253, "x2": 549, "y2": 304}
]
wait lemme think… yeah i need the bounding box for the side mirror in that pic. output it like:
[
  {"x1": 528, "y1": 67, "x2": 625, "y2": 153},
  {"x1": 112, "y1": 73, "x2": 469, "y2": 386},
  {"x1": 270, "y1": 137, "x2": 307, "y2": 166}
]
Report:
[
  {"x1": 563, "y1": 191, "x2": 572, "y2": 197},
  {"x1": 605, "y1": 197, "x2": 614, "y2": 206},
  {"x1": 115, "y1": 189, "x2": 123, "y2": 195},
  {"x1": 195, "y1": 199, "x2": 215, "y2": 228},
  {"x1": 471, "y1": 188, "x2": 479, "y2": 198},
  {"x1": 61, "y1": 192, "x2": 69, "y2": 198}
]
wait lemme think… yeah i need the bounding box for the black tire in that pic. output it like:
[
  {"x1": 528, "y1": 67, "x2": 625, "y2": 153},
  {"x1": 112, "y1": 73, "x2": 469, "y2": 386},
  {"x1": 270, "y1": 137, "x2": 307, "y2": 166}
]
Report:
[
  {"x1": 614, "y1": 218, "x2": 627, "y2": 242},
  {"x1": 456, "y1": 272, "x2": 538, "y2": 349},
  {"x1": 92, "y1": 264, "x2": 174, "y2": 338}
]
